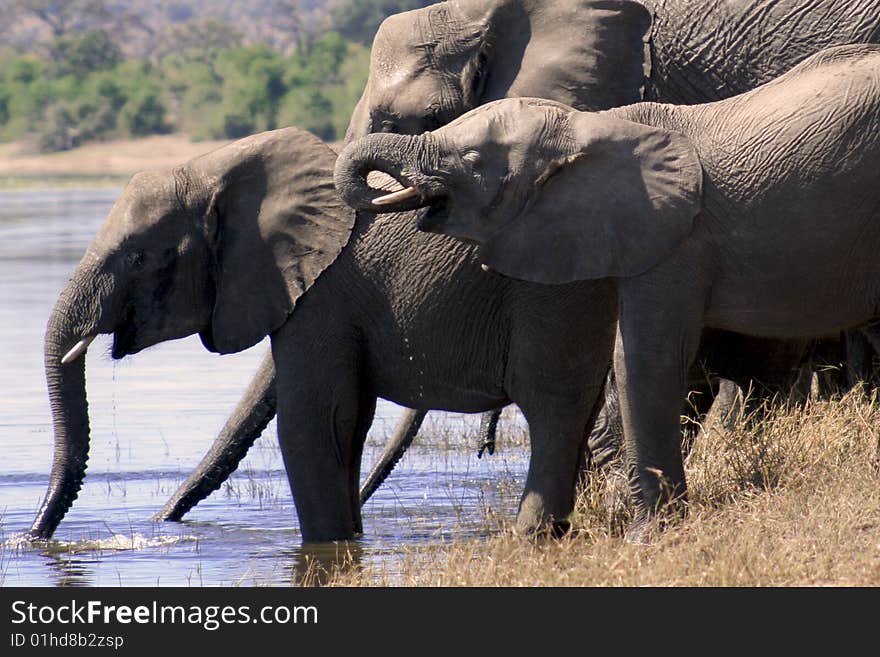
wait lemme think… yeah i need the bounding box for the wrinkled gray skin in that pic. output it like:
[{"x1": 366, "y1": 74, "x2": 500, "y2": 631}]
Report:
[
  {"x1": 33, "y1": 128, "x2": 355, "y2": 541},
  {"x1": 162, "y1": 0, "x2": 880, "y2": 521},
  {"x1": 336, "y1": 45, "x2": 880, "y2": 539},
  {"x1": 159, "y1": 0, "x2": 650, "y2": 522},
  {"x1": 340, "y1": 0, "x2": 880, "y2": 471},
  {"x1": 35, "y1": 126, "x2": 622, "y2": 542}
]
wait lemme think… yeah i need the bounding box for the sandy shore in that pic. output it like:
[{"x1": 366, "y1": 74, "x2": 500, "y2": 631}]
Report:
[{"x1": 0, "y1": 135, "x2": 232, "y2": 187}]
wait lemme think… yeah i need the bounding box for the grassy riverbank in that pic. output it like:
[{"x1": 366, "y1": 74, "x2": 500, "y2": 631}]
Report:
[
  {"x1": 0, "y1": 135, "x2": 231, "y2": 189},
  {"x1": 322, "y1": 392, "x2": 880, "y2": 586}
]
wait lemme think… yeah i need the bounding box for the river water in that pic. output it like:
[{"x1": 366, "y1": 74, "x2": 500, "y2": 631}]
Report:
[{"x1": 0, "y1": 188, "x2": 528, "y2": 586}]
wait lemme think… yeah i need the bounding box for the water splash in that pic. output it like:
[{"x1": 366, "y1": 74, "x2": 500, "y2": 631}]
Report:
[{"x1": 2, "y1": 532, "x2": 196, "y2": 553}]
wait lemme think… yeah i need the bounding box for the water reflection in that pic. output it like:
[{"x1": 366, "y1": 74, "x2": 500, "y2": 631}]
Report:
[
  {"x1": 288, "y1": 542, "x2": 365, "y2": 587},
  {"x1": 43, "y1": 554, "x2": 99, "y2": 588},
  {"x1": 0, "y1": 188, "x2": 530, "y2": 586}
]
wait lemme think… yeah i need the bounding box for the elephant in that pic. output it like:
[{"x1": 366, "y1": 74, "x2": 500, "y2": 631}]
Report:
[
  {"x1": 337, "y1": 0, "x2": 880, "y2": 469},
  {"x1": 165, "y1": 0, "x2": 874, "y2": 521},
  {"x1": 333, "y1": 43, "x2": 880, "y2": 538},
  {"x1": 32, "y1": 125, "x2": 621, "y2": 542},
  {"x1": 153, "y1": 0, "x2": 646, "y2": 523},
  {"x1": 346, "y1": 0, "x2": 880, "y2": 390},
  {"x1": 349, "y1": 0, "x2": 880, "y2": 136}
]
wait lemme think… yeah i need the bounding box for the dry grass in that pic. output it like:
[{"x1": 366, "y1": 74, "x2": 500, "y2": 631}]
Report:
[
  {"x1": 0, "y1": 135, "x2": 231, "y2": 188},
  {"x1": 324, "y1": 391, "x2": 880, "y2": 586}
]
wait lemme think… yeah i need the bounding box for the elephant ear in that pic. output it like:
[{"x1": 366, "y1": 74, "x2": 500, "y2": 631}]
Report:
[
  {"x1": 193, "y1": 127, "x2": 355, "y2": 354},
  {"x1": 467, "y1": 0, "x2": 652, "y2": 111},
  {"x1": 482, "y1": 112, "x2": 703, "y2": 284}
]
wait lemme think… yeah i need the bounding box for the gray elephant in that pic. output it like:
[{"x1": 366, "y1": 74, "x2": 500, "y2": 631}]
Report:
[
  {"x1": 349, "y1": 0, "x2": 880, "y2": 132},
  {"x1": 32, "y1": 126, "x2": 619, "y2": 542},
  {"x1": 335, "y1": 44, "x2": 880, "y2": 538},
  {"x1": 347, "y1": 0, "x2": 880, "y2": 389},
  {"x1": 164, "y1": 0, "x2": 873, "y2": 521}
]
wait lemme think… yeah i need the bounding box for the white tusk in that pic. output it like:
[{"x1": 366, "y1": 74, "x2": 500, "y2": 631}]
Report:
[
  {"x1": 372, "y1": 186, "x2": 419, "y2": 206},
  {"x1": 481, "y1": 264, "x2": 493, "y2": 273},
  {"x1": 61, "y1": 336, "x2": 96, "y2": 365}
]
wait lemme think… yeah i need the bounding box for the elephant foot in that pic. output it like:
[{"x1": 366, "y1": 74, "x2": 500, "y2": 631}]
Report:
[
  {"x1": 514, "y1": 517, "x2": 572, "y2": 540},
  {"x1": 600, "y1": 463, "x2": 632, "y2": 520},
  {"x1": 515, "y1": 492, "x2": 573, "y2": 539},
  {"x1": 623, "y1": 515, "x2": 657, "y2": 545},
  {"x1": 623, "y1": 495, "x2": 688, "y2": 544}
]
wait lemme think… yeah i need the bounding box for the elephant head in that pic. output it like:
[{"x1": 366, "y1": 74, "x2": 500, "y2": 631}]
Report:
[
  {"x1": 335, "y1": 98, "x2": 702, "y2": 283},
  {"x1": 31, "y1": 128, "x2": 354, "y2": 540},
  {"x1": 344, "y1": 0, "x2": 651, "y2": 143}
]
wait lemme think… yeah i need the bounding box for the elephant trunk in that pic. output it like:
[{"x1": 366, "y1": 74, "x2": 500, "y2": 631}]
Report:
[
  {"x1": 30, "y1": 270, "x2": 104, "y2": 540},
  {"x1": 334, "y1": 132, "x2": 446, "y2": 213},
  {"x1": 154, "y1": 351, "x2": 278, "y2": 521}
]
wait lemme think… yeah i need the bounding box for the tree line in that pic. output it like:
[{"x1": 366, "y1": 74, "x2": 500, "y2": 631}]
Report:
[{"x1": 0, "y1": 0, "x2": 436, "y2": 151}]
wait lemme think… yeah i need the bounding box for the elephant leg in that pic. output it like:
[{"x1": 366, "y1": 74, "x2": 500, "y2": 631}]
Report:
[
  {"x1": 585, "y1": 368, "x2": 623, "y2": 471},
  {"x1": 813, "y1": 335, "x2": 848, "y2": 398},
  {"x1": 679, "y1": 374, "x2": 719, "y2": 458},
  {"x1": 359, "y1": 407, "x2": 426, "y2": 504},
  {"x1": 586, "y1": 365, "x2": 715, "y2": 472},
  {"x1": 272, "y1": 324, "x2": 376, "y2": 543},
  {"x1": 845, "y1": 329, "x2": 875, "y2": 390},
  {"x1": 515, "y1": 379, "x2": 607, "y2": 538},
  {"x1": 154, "y1": 351, "x2": 277, "y2": 521},
  {"x1": 616, "y1": 272, "x2": 706, "y2": 541}
]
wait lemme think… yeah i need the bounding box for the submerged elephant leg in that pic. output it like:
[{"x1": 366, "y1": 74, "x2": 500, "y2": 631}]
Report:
[{"x1": 272, "y1": 319, "x2": 375, "y2": 542}]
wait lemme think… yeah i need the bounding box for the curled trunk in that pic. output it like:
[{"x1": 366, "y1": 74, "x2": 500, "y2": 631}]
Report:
[{"x1": 334, "y1": 132, "x2": 444, "y2": 213}]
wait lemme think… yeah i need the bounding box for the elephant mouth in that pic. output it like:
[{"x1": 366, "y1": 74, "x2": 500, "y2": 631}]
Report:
[
  {"x1": 368, "y1": 178, "x2": 454, "y2": 232},
  {"x1": 369, "y1": 170, "x2": 449, "y2": 212},
  {"x1": 111, "y1": 307, "x2": 138, "y2": 359},
  {"x1": 416, "y1": 197, "x2": 452, "y2": 233}
]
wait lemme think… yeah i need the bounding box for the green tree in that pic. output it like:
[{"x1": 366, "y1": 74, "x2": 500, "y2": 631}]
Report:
[
  {"x1": 120, "y1": 89, "x2": 168, "y2": 136},
  {"x1": 0, "y1": 87, "x2": 10, "y2": 127},
  {"x1": 155, "y1": 17, "x2": 243, "y2": 64},
  {"x1": 278, "y1": 86, "x2": 335, "y2": 141},
  {"x1": 4, "y1": 55, "x2": 44, "y2": 85},
  {"x1": 201, "y1": 44, "x2": 288, "y2": 138},
  {"x1": 278, "y1": 33, "x2": 370, "y2": 141},
  {"x1": 49, "y1": 29, "x2": 122, "y2": 78},
  {"x1": 0, "y1": 15, "x2": 382, "y2": 147}
]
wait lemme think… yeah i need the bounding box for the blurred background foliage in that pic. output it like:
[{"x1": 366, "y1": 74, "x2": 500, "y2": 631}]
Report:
[{"x1": 0, "y1": 0, "x2": 436, "y2": 150}]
